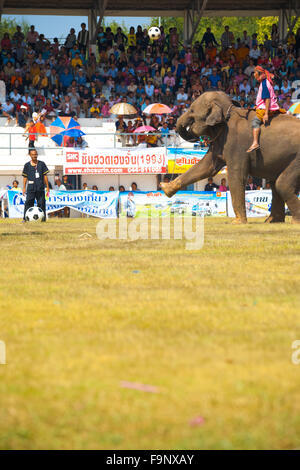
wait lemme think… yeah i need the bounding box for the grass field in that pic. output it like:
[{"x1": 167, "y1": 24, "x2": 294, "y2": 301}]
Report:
[{"x1": 0, "y1": 216, "x2": 300, "y2": 450}]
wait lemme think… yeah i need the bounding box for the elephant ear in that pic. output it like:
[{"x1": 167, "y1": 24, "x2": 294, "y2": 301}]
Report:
[{"x1": 205, "y1": 103, "x2": 224, "y2": 126}]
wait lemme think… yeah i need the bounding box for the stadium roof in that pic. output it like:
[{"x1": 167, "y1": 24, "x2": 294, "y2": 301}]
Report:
[{"x1": 1, "y1": 0, "x2": 297, "y2": 13}]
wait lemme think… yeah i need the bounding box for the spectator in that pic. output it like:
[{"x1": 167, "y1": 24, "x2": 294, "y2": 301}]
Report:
[
  {"x1": 176, "y1": 86, "x2": 188, "y2": 105},
  {"x1": 201, "y1": 27, "x2": 219, "y2": 48},
  {"x1": 145, "y1": 79, "x2": 154, "y2": 98},
  {"x1": 11, "y1": 179, "x2": 21, "y2": 191},
  {"x1": 65, "y1": 28, "x2": 76, "y2": 51},
  {"x1": 13, "y1": 26, "x2": 25, "y2": 43},
  {"x1": 239, "y1": 78, "x2": 251, "y2": 95},
  {"x1": 205, "y1": 177, "x2": 219, "y2": 191},
  {"x1": 65, "y1": 137, "x2": 75, "y2": 147},
  {"x1": 221, "y1": 26, "x2": 234, "y2": 49},
  {"x1": 68, "y1": 86, "x2": 81, "y2": 116},
  {"x1": 25, "y1": 120, "x2": 37, "y2": 148},
  {"x1": 283, "y1": 94, "x2": 292, "y2": 111},
  {"x1": 58, "y1": 95, "x2": 74, "y2": 117},
  {"x1": 59, "y1": 68, "x2": 73, "y2": 93},
  {"x1": 219, "y1": 178, "x2": 228, "y2": 192},
  {"x1": 158, "y1": 87, "x2": 172, "y2": 106},
  {"x1": 16, "y1": 105, "x2": 28, "y2": 128},
  {"x1": 249, "y1": 44, "x2": 261, "y2": 64},
  {"x1": 55, "y1": 178, "x2": 66, "y2": 190},
  {"x1": 42, "y1": 98, "x2": 55, "y2": 118},
  {"x1": 115, "y1": 116, "x2": 127, "y2": 133},
  {"x1": 208, "y1": 68, "x2": 221, "y2": 89},
  {"x1": 131, "y1": 182, "x2": 139, "y2": 191},
  {"x1": 61, "y1": 176, "x2": 72, "y2": 190},
  {"x1": 75, "y1": 136, "x2": 88, "y2": 148},
  {"x1": 26, "y1": 25, "x2": 39, "y2": 49},
  {"x1": 78, "y1": 23, "x2": 89, "y2": 54},
  {"x1": 246, "y1": 176, "x2": 257, "y2": 190},
  {"x1": 2, "y1": 99, "x2": 15, "y2": 125},
  {"x1": 160, "y1": 121, "x2": 170, "y2": 135},
  {"x1": 1, "y1": 33, "x2": 12, "y2": 51}
]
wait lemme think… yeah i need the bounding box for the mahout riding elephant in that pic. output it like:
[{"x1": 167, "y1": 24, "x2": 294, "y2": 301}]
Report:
[{"x1": 161, "y1": 91, "x2": 300, "y2": 224}]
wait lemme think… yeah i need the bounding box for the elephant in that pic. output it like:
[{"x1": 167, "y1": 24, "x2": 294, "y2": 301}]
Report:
[{"x1": 161, "y1": 91, "x2": 300, "y2": 224}]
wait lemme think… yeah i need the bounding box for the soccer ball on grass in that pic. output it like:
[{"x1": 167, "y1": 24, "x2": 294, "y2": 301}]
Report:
[{"x1": 25, "y1": 206, "x2": 45, "y2": 222}]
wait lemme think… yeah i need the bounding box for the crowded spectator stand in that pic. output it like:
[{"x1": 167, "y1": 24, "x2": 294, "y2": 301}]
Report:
[{"x1": 1, "y1": 3, "x2": 300, "y2": 204}]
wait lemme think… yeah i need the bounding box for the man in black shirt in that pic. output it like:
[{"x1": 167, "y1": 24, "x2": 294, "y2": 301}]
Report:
[
  {"x1": 62, "y1": 175, "x2": 73, "y2": 191},
  {"x1": 22, "y1": 149, "x2": 50, "y2": 221},
  {"x1": 77, "y1": 23, "x2": 89, "y2": 54},
  {"x1": 204, "y1": 177, "x2": 219, "y2": 191},
  {"x1": 200, "y1": 28, "x2": 219, "y2": 48}
]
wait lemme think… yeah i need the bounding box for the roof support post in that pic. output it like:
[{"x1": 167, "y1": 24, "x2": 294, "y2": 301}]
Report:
[
  {"x1": 91, "y1": 0, "x2": 108, "y2": 44},
  {"x1": 88, "y1": 7, "x2": 98, "y2": 44},
  {"x1": 279, "y1": 9, "x2": 289, "y2": 41},
  {"x1": 185, "y1": 0, "x2": 208, "y2": 45},
  {"x1": 283, "y1": 0, "x2": 300, "y2": 41},
  {"x1": 184, "y1": 9, "x2": 193, "y2": 45},
  {"x1": 0, "y1": 0, "x2": 5, "y2": 21}
]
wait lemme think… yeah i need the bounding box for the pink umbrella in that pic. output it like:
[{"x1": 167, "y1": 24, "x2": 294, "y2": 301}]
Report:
[
  {"x1": 143, "y1": 103, "x2": 172, "y2": 115},
  {"x1": 134, "y1": 126, "x2": 156, "y2": 133}
]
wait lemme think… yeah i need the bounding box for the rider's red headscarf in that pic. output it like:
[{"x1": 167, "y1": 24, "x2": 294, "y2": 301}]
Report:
[{"x1": 255, "y1": 66, "x2": 274, "y2": 86}]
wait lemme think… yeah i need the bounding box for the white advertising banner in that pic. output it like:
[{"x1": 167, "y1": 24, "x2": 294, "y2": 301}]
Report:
[
  {"x1": 227, "y1": 190, "x2": 272, "y2": 218},
  {"x1": 7, "y1": 190, "x2": 119, "y2": 219},
  {"x1": 119, "y1": 191, "x2": 227, "y2": 218},
  {"x1": 64, "y1": 147, "x2": 167, "y2": 175}
]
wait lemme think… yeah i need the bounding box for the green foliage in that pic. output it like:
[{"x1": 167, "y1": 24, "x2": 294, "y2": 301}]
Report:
[
  {"x1": 103, "y1": 19, "x2": 129, "y2": 35},
  {"x1": 149, "y1": 15, "x2": 300, "y2": 44},
  {"x1": 255, "y1": 17, "x2": 278, "y2": 42},
  {"x1": 0, "y1": 16, "x2": 30, "y2": 38},
  {"x1": 150, "y1": 17, "x2": 184, "y2": 40}
]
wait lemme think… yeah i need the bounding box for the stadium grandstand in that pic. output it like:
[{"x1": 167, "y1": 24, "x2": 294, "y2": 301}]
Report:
[{"x1": 0, "y1": 0, "x2": 300, "y2": 193}]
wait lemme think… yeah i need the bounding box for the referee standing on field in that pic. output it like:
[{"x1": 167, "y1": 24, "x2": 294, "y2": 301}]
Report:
[{"x1": 22, "y1": 148, "x2": 50, "y2": 221}]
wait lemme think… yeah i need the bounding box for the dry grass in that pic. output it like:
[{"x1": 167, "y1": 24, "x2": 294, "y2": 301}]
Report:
[{"x1": 0, "y1": 217, "x2": 300, "y2": 450}]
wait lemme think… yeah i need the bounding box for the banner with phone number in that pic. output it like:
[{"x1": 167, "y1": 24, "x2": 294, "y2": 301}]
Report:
[{"x1": 64, "y1": 147, "x2": 167, "y2": 174}]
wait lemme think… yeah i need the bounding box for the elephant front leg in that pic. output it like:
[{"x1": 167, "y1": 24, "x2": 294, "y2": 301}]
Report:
[
  {"x1": 160, "y1": 150, "x2": 224, "y2": 198},
  {"x1": 227, "y1": 170, "x2": 248, "y2": 224}
]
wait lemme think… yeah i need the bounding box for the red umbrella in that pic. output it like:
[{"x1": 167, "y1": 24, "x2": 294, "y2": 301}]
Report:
[
  {"x1": 143, "y1": 103, "x2": 172, "y2": 115},
  {"x1": 134, "y1": 126, "x2": 156, "y2": 133}
]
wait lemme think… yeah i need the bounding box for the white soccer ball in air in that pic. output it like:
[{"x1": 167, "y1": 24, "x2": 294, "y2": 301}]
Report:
[
  {"x1": 148, "y1": 27, "x2": 161, "y2": 41},
  {"x1": 25, "y1": 206, "x2": 45, "y2": 222}
]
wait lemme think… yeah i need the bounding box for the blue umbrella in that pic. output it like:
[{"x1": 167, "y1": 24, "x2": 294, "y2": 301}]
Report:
[{"x1": 51, "y1": 128, "x2": 86, "y2": 146}]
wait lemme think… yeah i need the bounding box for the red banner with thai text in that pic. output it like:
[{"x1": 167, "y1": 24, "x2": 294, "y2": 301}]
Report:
[{"x1": 64, "y1": 148, "x2": 167, "y2": 175}]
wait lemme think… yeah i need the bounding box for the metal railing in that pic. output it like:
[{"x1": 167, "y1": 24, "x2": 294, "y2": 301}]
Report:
[{"x1": 0, "y1": 131, "x2": 185, "y2": 154}]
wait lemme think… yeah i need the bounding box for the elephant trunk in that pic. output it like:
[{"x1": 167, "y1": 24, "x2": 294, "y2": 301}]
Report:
[{"x1": 176, "y1": 121, "x2": 199, "y2": 143}]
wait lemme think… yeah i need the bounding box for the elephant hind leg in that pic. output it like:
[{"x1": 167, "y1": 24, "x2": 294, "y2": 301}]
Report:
[
  {"x1": 264, "y1": 181, "x2": 285, "y2": 223},
  {"x1": 275, "y1": 156, "x2": 300, "y2": 223}
]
